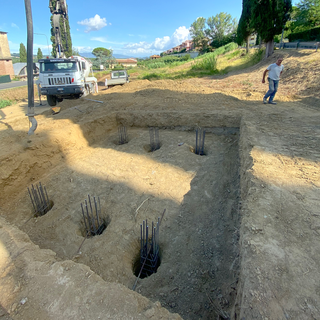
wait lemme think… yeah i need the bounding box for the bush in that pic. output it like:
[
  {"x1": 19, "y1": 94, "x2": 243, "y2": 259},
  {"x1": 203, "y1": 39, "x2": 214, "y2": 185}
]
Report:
[
  {"x1": 288, "y1": 26, "x2": 320, "y2": 42},
  {"x1": 142, "y1": 73, "x2": 164, "y2": 80},
  {"x1": 191, "y1": 56, "x2": 217, "y2": 72},
  {"x1": 147, "y1": 62, "x2": 166, "y2": 69},
  {"x1": 0, "y1": 99, "x2": 12, "y2": 109}
]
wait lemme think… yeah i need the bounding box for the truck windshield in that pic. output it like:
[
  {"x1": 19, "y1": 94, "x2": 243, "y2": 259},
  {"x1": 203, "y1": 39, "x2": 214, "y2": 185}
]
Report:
[
  {"x1": 112, "y1": 71, "x2": 126, "y2": 78},
  {"x1": 40, "y1": 62, "x2": 78, "y2": 73}
]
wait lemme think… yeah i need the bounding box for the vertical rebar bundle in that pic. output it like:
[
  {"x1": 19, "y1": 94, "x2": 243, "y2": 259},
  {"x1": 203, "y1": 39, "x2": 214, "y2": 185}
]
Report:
[
  {"x1": 140, "y1": 218, "x2": 160, "y2": 278},
  {"x1": 28, "y1": 182, "x2": 52, "y2": 216},
  {"x1": 81, "y1": 195, "x2": 105, "y2": 237},
  {"x1": 149, "y1": 127, "x2": 160, "y2": 152},
  {"x1": 118, "y1": 125, "x2": 128, "y2": 145},
  {"x1": 195, "y1": 127, "x2": 206, "y2": 155}
]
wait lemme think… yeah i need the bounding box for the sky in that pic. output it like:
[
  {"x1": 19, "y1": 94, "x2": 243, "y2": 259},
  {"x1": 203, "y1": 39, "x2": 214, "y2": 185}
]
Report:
[{"x1": 0, "y1": 0, "x2": 291, "y2": 58}]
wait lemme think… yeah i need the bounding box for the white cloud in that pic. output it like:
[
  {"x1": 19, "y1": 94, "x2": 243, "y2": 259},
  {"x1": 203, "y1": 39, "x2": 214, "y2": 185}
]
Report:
[
  {"x1": 74, "y1": 46, "x2": 93, "y2": 53},
  {"x1": 91, "y1": 36, "x2": 108, "y2": 43},
  {"x1": 11, "y1": 23, "x2": 19, "y2": 29},
  {"x1": 77, "y1": 15, "x2": 108, "y2": 33},
  {"x1": 91, "y1": 37, "x2": 125, "y2": 45},
  {"x1": 34, "y1": 43, "x2": 52, "y2": 55},
  {"x1": 123, "y1": 26, "x2": 190, "y2": 54}
]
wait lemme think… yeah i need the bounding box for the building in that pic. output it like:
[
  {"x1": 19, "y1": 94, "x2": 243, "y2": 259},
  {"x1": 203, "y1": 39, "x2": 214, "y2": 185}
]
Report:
[
  {"x1": 115, "y1": 58, "x2": 137, "y2": 68},
  {"x1": 0, "y1": 31, "x2": 14, "y2": 78},
  {"x1": 150, "y1": 55, "x2": 161, "y2": 60},
  {"x1": 181, "y1": 40, "x2": 194, "y2": 51},
  {"x1": 164, "y1": 40, "x2": 194, "y2": 55},
  {"x1": 249, "y1": 33, "x2": 257, "y2": 46},
  {"x1": 13, "y1": 63, "x2": 39, "y2": 77}
]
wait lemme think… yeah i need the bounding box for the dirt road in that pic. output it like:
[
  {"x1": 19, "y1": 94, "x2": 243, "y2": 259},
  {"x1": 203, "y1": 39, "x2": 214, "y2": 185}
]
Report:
[{"x1": 0, "y1": 49, "x2": 319, "y2": 319}]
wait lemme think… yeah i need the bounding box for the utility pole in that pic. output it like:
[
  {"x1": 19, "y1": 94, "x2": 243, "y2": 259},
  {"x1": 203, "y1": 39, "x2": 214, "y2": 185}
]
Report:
[{"x1": 24, "y1": 0, "x2": 37, "y2": 134}]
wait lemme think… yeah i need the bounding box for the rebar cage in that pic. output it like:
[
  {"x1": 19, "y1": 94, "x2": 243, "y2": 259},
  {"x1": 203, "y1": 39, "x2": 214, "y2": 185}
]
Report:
[
  {"x1": 81, "y1": 195, "x2": 106, "y2": 237},
  {"x1": 139, "y1": 218, "x2": 160, "y2": 278},
  {"x1": 28, "y1": 182, "x2": 52, "y2": 216}
]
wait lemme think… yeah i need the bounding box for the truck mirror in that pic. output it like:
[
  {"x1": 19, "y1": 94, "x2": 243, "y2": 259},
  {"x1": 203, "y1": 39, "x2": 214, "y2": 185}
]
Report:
[{"x1": 82, "y1": 62, "x2": 86, "y2": 70}]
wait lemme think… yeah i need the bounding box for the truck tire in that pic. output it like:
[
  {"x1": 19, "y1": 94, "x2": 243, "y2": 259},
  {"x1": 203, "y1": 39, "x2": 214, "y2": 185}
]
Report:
[{"x1": 47, "y1": 95, "x2": 57, "y2": 106}]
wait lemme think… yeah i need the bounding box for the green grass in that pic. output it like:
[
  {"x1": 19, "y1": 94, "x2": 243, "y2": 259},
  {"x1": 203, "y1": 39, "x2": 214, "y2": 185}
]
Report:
[
  {"x1": 130, "y1": 43, "x2": 264, "y2": 81},
  {"x1": 218, "y1": 48, "x2": 265, "y2": 74},
  {"x1": 0, "y1": 99, "x2": 12, "y2": 109},
  {"x1": 226, "y1": 49, "x2": 241, "y2": 60}
]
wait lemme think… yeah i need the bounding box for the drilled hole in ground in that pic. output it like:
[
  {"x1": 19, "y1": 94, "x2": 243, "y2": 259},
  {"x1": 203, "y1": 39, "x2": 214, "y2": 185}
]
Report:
[
  {"x1": 190, "y1": 145, "x2": 207, "y2": 156},
  {"x1": 80, "y1": 215, "x2": 111, "y2": 238},
  {"x1": 133, "y1": 246, "x2": 161, "y2": 279},
  {"x1": 34, "y1": 200, "x2": 54, "y2": 217},
  {"x1": 143, "y1": 142, "x2": 162, "y2": 153}
]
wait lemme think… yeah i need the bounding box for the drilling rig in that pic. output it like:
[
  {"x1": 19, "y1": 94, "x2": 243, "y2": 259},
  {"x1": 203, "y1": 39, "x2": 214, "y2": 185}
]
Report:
[
  {"x1": 37, "y1": 0, "x2": 98, "y2": 107},
  {"x1": 49, "y1": 0, "x2": 69, "y2": 58}
]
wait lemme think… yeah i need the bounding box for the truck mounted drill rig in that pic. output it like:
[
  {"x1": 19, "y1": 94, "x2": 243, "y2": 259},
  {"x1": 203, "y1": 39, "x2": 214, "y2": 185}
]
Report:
[{"x1": 37, "y1": 0, "x2": 98, "y2": 107}]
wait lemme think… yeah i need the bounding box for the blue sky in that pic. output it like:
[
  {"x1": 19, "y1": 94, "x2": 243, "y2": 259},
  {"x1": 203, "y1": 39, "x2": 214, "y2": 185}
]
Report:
[{"x1": 0, "y1": 0, "x2": 294, "y2": 58}]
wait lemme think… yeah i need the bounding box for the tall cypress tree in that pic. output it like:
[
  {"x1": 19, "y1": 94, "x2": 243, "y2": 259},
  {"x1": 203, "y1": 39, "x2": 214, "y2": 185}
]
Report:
[
  {"x1": 37, "y1": 48, "x2": 43, "y2": 60},
  {"x1": 251, "y1": 0, "x2": 292, "y2": 57},
  {"x1": 49, "y1": 0, "x2": 72, "y2": 58},
  {"x1": 19, "y1": 43, "x2": 27, "y2": 62},
  {"x1": 237, "y1": 0, "x2": 253, "y2": 53}
]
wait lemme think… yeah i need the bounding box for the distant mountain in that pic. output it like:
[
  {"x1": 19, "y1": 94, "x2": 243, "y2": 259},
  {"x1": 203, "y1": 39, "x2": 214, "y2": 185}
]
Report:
[{"x1": 80, "y1": 52, "x2": 137, "y2": 59}]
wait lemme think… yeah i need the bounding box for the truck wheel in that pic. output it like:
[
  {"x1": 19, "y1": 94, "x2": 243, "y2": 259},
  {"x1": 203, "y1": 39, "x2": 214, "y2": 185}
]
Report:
[{"x1": 47, "y1": 95, "x2": 57, "y2": 106}]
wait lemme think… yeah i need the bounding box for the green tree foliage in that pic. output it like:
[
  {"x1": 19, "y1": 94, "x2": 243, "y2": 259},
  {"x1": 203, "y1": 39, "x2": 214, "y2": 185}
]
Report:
[
  {"x1": 206, "y1": 13, "x2": 238, "y2": 46},
  {"x1": 237, "y1": 0, "x2": 253, "y2": 53},
  {"x1": 190, "y1": 17, "x2": 207, "y2": 52},
  {"x1": 91, "y1": 47, "x2": 115, "y2": 69},
  {"x1": 296, "y1": 0, "x2": 320, "y2": 27},
  {"x1": 19, "y1": 43, "x2": 27, "y2": 62},
  {"x1": 49, "y1": 0, "x2": 72, "y2": 58},
  {"x1": 251, "y1": 0, "x2": 292, "y2": 57},
  {"x1": 92, "y1": 47, "x2": 111, "y2": 57},
  {"x1": 37, "y1": 48, "x2": 43, "y2": 60},
  {"x1": 190, "y1": 14, "x2": 238, "y2": 52},
  {"x1": 288, "y1": 25, "x2": 320, "y2": 40}
]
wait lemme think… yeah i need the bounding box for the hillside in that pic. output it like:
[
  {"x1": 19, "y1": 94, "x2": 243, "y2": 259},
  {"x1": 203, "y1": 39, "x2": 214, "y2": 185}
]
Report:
[{"x1": 0, "y1": 48, "x2": 319, "y2": 320}]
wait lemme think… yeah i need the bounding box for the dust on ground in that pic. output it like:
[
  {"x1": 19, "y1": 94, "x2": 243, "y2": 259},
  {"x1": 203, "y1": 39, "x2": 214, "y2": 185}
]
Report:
[{"x1": 0, "y1": 49, "x2": 320, "y2": 320}]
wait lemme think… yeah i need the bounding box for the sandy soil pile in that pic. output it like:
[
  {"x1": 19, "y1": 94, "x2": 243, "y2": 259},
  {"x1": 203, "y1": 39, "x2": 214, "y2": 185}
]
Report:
[{"x1": 0, "y1": 49, "x2": 320, "y2": 320}]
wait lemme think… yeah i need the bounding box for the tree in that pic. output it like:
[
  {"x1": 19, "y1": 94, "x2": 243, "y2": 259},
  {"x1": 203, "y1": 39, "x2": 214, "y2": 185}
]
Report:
[
  {"x1": 49, "y1": 0, "x2": 72, "y2": 58},
  {"x1": 190, "y1": 17, "x2": 208, "y2": 52},
  {"x1": 295, "y1": 0, "x2": 320, "y2": 28},
  {"x1": 92, "y1": 47, "x2": 111, "y2": 57},
  {"x1": 92, "y1": 47, "x2": 115, "y2": 69},
  {"x1": 237, "y1": 0, "x2": 253, "y2": 53},
  {"x1": 37, "y1": 48, "x2": 43, "y2": 60},
  {"x1": 206, "y1": 13, "x2": 238, "y2": 46},
  {"x1": 19, "y1": 43, "x2": 27, "y2": 62},
  {"x1": 251, "y1": 0, "x2": 292, "y2": 57}
]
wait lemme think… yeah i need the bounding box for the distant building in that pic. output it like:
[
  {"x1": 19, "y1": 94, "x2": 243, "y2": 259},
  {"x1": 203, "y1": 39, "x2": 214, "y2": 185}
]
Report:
[
  {"x1": 0, "y1": 31, "x2": 14, "y2": 78},
  {"x1": 181, "y1": 40, "x2": 194, "y2": 51},
  {"x1": 150, "y1": 55, "x2": 161, "y2": 59},
  {"x1": 116, "y1": 58, "x2": 137, "y2": 68},
  {"x1": 164, "y1": 40, "x2": 194, "y2": 55},
  {"x1": 13, "y1": 63, "x2": 39, "y2": 77},
  {"x1": 249, "y1": 33, "x2": 257, "y2": 46}
]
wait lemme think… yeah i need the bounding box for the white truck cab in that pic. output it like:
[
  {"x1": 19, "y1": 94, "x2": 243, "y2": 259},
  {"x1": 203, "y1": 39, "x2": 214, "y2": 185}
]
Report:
[{"x1": 38, "y1": 56, "x2": 97, "y2": 106}]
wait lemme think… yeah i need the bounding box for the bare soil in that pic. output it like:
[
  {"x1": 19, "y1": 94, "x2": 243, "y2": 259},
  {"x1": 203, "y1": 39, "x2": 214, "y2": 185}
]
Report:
[{"x1": 0, "y1": 49, "x2": 320, "y2": 319}]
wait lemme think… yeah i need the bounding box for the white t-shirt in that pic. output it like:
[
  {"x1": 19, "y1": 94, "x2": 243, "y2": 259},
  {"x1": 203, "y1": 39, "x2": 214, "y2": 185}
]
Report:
[{"x1": 267, "y1": 63, "x2": 284, "y2": 80}]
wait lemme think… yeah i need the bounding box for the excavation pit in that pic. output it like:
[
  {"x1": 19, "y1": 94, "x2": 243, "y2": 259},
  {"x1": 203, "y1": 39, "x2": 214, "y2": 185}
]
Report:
[{"x1": 2, "y1": 123, "x2": 240, "y2": 320}]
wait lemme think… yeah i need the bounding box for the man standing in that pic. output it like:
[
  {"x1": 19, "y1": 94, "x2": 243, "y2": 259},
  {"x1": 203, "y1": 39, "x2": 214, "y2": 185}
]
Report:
[{"x1": 262, "y1": 58, "x2": 284, "y2": 105}]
